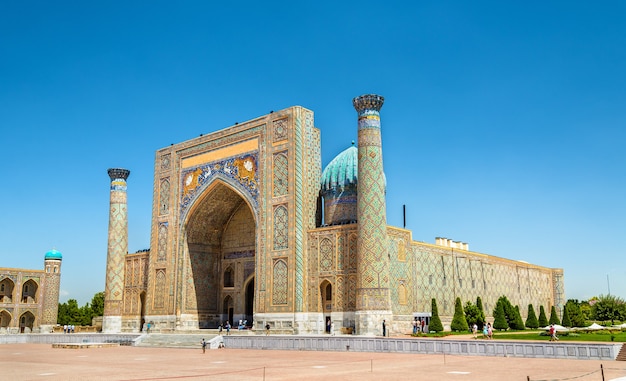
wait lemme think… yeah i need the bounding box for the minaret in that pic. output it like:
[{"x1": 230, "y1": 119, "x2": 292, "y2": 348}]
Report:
[
  {"x1": 353, "y1": 94, "x2": 392, "y2": 335},
  {"x1": 103, "y1": 168, "x2": 130, "y2": 333},
  {"x1": 41, "y1": 249, "x2": 62, "y2": 333}
]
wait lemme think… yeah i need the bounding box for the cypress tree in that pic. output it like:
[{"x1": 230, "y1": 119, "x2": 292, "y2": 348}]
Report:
[
  {"x1": 451, "y1": 297, "x2": 469, "y2": 332},
  {"x1": 525, "y1": 304, "x2": 539, "y2": 329},
  {"x1": 549, "y1": 305, "x2": 560, "y2": 325},
  {"x1": 493, "y1": 299, "x2": 508, "y2": 330},
  {"x1": 512, "y1": 305, "x2": 525, "y2": 330},
  {"x1": 561, "y1": 304, "x2": 572, "y2": 327},
  {"x1": 538, "y1": 305, "x2": 548, "y2": 327},
  {"x1": 429, "y1": 298, "x2": 444, "y2": 332},
  {"x1": 476, "y1": 297, "x2": 486, "y2": 330}
]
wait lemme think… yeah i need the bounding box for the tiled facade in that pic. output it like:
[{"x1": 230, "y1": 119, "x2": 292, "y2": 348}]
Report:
[
  {"x1": 0, "y1": 256, "x2": 61, "y2": 333},
  {"x1": 107, "y1": 96, "x2": 564, "y2": 334}
]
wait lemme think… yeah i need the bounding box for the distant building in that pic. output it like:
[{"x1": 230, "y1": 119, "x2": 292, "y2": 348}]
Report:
[
  {"x1": 0, "y1": 249, "x2": 62, "y2": 333},
  {"x1": 103, "y1": 95, "x2": 564, "y2": 334}
]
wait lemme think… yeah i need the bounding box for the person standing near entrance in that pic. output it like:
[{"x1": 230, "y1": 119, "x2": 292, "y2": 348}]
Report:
[
  {"x1": 330, "y1": 321, "x2": 335, "y2": 336},
  {"x1": 421, "y1": 318, "x2": 425, "y2": 333},
  {"x1": 225, "y1": 321, "x2": 231, "y2": 335},
  {"x1": 382, "y1": 320, "x2": 387, "y2": 337},
  {"x1": 201, "y1": 338, "x2": 207, "y2": 353},
  {"x1": 265, "y1": 323, "x2": 270, "y2": 336}
]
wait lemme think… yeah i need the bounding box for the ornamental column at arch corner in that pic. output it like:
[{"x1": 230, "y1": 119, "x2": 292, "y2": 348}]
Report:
[
  {"x1": 103, "y1": 168, "x2": 130, "y2": 333},
  {"x1": 353, "y1": 94, "x2": 392, "y2": 336}
]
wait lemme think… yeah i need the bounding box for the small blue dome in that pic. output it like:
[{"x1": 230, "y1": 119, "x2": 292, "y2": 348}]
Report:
[
  {"x1": 321, "y1": 144, "x2": 358, "y2": 191},
  {"x1": 45, "y1": 249, "x2": 62, "y2": 260}
]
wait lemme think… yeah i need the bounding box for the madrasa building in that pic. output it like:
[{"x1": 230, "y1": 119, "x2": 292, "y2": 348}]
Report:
[
  {"x1": 103, "y1": 94, "x2": 565, "y2": 335},
  {"x1": 0, "y1": 249, "x2": 62, "y2": 333}
]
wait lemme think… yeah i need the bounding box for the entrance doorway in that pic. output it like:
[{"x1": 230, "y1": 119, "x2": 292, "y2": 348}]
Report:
[{"x1": 245, "y1": 277, "x2": 254, "y2": 327}]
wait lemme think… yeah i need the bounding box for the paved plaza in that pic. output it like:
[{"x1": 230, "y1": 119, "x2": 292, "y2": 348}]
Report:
[{"x1": 2, "y1": 343, "x2": 626, "y2": 381}]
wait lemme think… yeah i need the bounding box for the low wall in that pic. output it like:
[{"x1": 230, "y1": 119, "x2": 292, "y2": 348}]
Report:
[
  {"x1": 223, "y1": 335, "x2": 622, "y2": 361},
  {"x1": 0, "y1": 333, "x2": 141, "y2": 345}
]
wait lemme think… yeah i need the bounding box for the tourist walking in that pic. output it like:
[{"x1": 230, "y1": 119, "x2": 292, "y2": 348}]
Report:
[
  {"x1": 382, "y1": 320, "x2": 387, "y2": 337},
  {"x1": 472, "y1": 323, "x2": 478, "y2": 339},
  {"x1": 265, "y1": 323, "x2": 270, "y2": 336},
  {"x1": 201, "y1": 338, "x2": 206, "y2": 353}
]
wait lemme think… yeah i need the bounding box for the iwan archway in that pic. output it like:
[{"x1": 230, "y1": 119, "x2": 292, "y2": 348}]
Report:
[{"x1": 183, "y1": 179, "x2": 257, "y2": 329}]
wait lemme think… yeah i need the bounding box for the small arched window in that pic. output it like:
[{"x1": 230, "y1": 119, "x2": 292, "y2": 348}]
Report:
[
  {"x1": 224, "y1": 268, "x2": 234, "y2": 288},
  {"x1": 325, "y1": 283, "x2": 332, "y2": 301}
]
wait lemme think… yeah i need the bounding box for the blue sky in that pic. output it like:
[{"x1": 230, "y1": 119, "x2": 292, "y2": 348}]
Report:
[{"x1": 1, "y1": 1, "x2": 624, "y2": 306}]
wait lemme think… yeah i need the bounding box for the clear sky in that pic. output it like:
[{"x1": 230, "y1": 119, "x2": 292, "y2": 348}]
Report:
[{"x1": 1, "y1": 1, "x2": 624, "y2": 306}]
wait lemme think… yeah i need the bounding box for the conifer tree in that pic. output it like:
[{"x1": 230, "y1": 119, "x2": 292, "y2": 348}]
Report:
[
  {"x1": 429, "y1": 298, "x2": 444, "y2": 332},
  {"x1": 512, "y1": 305, "x2": 525, "y2": 330},
  {"x1": 476, "y1": 297, "x2": 486, "y2": 329},
  {"x1": 561, "y1": 304, "x2": 572, "y2": 327},
  {"x1": 549, "y1": 305, "x2": 560, "y2": 325},
  {"x1": 525, "y1": 304, "x2": 539, "y2": 329},
  {"x1": 538, "y1": 305, "x2": 548, "y2": 327},
  {"x1": 451, "y1": 297, "x2": 469, "y2": 331},
  {"x1": 493, "y1": 299, "x2": 508, "y2": 330}
]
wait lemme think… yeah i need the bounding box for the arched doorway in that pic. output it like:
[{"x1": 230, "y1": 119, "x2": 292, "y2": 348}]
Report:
[
  {"x1": 19, "y1": 311, "x2": 35, "y2": 333},
  {"x1": 320, "y1": 280, "x2": 333, "y2": 333},
  {"x1": 244, "y1": 277, "x2": 254, "y2": 327},
  {"x1": 0, "y1": 278, "x2": 15, "y2": 303},
  {"x1": 184, "y1": 180, "x2": 256, "y2": 329},
  {"x1": 21, "y1": 279, "x2": 38, "y2": 303},
  {"x1": 139, "y1": 291, "x2": 146, "y2": 332},
  {"x1": 0, "y1": 310, "x2": 11, "y2": 329},
  {"x1": 223, "y1": 295, "x2": 234, "y2": 327}
]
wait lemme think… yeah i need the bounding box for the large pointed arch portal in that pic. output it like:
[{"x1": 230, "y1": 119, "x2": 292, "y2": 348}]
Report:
[{"x1": 184, "y1": 180, "x2": 256, "y2": 328}]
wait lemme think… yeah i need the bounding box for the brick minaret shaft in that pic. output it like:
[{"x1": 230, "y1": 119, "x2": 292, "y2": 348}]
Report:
[
  {"x1": 353, "y1": 94, "x2": 392, "y2": 335},
  {"x1": 103, "y1": 168, "x2": 130, "y2": 333}
]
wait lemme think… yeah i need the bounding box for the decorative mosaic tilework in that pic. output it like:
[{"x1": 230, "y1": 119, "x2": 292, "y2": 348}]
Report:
[
  {"x1": 153, "y1": 269, "x2": 166, "y2": 309},
  {"x1": 157, "y1": 222, "x2": 168, "y2": 261},
  {"x1": 161, "y1": 154, "x2": 171, "y2": 171},
  {"x1": 180, "y1": 153, "x2": 259, "y2": 217},
  {"x1": 348, "y1": 234, "x2": 357, "y2": 270},
  {"x1": 337, "y1": 234, "x2": 345, "y2": 270},
  {"x1": 273, "y1": 205, "x2": 288, "y2": 250},
  {"x1": 319, "y1": 238, "x2": 333, "y2": 272},
  {"x1": 398, "y1": 284, "x2": 407, "y2": 305},
  {"x1": 159, "y1": 178, "x2": 170, "y2": 215},
  {"x1": 272, "y1": 260, "x2": 288, "y2": 305},
  {"x1": 105, "y1": 170, "x2": 129, "y2": 317},
  {"x1": 273, "y1": 153, "x2": 288, "y2": 197},
  {"x1": 273, "y1": 118, "x2": 288, "y2": 142}
]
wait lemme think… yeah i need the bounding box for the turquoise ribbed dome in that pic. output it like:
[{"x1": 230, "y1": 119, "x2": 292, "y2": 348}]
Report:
[
  {"x1": 321, "y1": 144, "x2": 358, "y2": 191},
  {"x1": 44, "y1": 249, "x2": 62, "y2": 260}
]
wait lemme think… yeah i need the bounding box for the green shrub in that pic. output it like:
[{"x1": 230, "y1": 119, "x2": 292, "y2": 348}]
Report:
[
  {"x1": 429, "y1": 298, "x2": 444, "y2": 332},
  {"x1": 451, "y1": 297, "x2": 469, "y2": 332}
]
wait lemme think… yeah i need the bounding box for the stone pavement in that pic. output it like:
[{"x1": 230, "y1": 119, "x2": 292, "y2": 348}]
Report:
[{"x1": 3, "y1": 343, "x2": 626, "y2": 381}]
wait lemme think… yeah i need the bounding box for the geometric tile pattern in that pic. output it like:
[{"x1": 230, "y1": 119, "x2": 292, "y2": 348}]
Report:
[
  {"x1": 273, "y1": 153, "x2": 288, "y2": 197},
  {"x1": 104, "y1": 169, "x2": 130, "y2": 318},
  {"x1": 319, "y1": 238, "x2": 333, "y2": 272},
  {"x1": 353, "y1": 95, "x2": 391, "y2": 311},
  {"x1": 273, "y1": 118, "x2": 288, "y2": 142},
  {"x1": 272, "y1": 260, "x2": 288, "y2": 305},
  {"x1": 159, "y1": 178, "x2": 170, "y2": 215},
  {"x1": 157, "y1": 222, "x2": 168, "y2": 261},
  {"x1": 273, "y1": 205, "x2": 288, "y2": 250}
]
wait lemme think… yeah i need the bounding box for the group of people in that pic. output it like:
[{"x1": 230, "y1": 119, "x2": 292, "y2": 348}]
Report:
[
  {"x1": 412, "y1": 318, "x2": 427, "y2": 334},
  {"x1": 218, "y1": 321, "x2": 231, "y2": 335},
  {"x1": 62, "y1": 324, "x2": 75, "y2": 333}
]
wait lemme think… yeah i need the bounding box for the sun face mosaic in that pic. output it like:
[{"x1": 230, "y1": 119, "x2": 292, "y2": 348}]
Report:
[{"x1": 179, "y1": 153, "x2": 259, "y2": 216}]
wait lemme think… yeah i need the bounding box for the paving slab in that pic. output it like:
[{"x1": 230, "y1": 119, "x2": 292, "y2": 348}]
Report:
[{"x1": 2, "y1": 343, "x2": 626, "y2": 381}]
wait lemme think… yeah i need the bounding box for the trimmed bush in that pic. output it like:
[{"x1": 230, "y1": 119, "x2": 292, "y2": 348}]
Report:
[
  {"x1": 430, "y1": 298, "x2": 444, "y2": 332},
  {"x1": 451, "y1": 297, "x2": 469, "y2": 332},
  {"x1": 538, "y1": 305, "x2": 548, "y2": 327},
  {"x1": 525, "y1": 304, "x2": 539, "y2": 329},
  {"x1": 549, "y1": 305, "x2": 560, "y2": 325}
]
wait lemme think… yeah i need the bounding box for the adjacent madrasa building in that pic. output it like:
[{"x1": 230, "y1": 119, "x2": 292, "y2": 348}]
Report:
[
  {"x1": 0, "y1": 249, "x2": 62, "y2": 333},
  {"x1": 103, "y1": 94, "x2": 565, "y2": 335}
]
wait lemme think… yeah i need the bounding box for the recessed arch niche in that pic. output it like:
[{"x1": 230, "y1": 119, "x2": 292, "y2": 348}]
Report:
[{"x1": 184, "y1": 179, "x2": 256, "y2": 328}]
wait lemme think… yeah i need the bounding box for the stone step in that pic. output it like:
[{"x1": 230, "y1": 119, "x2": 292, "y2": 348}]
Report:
[{"x1": 617, "y1": 343, "x2": 626, "y2": 361}]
